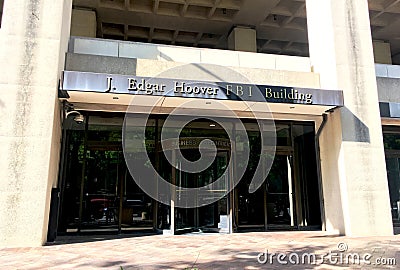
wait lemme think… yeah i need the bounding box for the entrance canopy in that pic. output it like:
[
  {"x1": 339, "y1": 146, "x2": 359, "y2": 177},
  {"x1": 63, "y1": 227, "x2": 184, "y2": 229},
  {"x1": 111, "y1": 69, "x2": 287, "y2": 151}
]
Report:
[{"x1": 60, "y1": 70, "x2": 343, "y2": 119}]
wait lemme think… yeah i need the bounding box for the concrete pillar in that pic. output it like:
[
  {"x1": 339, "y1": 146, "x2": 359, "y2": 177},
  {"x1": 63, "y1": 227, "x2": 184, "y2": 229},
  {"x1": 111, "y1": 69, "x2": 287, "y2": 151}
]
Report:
[
  {"x1": 70, "y1": 8, "x2": 96, "y2": 38},
  {"x1": 0, "y1": 0, "x2": 72, "y2": 247},
  {"x1": 306, "y1": 0, "x2": 393, "y2": 236},
  {"x1": 228, "y1": 26, "x2": 257, "y2": 52},
  {"x1": 373, "y1": 40, "x2": 392, "y2": 64}
]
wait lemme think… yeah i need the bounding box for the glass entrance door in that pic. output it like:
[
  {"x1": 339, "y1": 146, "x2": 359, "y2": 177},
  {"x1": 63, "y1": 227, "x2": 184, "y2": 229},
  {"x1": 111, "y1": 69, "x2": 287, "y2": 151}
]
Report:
[
  {"x1": 58, "y1": 115, "x2": 155, "y2": 234},
  {"x1": 236, "y1": 154, "x2": 295, "y2": 230},
  {"x1": 235, "y1": 122, "x2": 321, "y2": 231},
  {"x1": 266, "y1": 154, "x2": 295, "y2": 227},
  {"x1": 385, "y1": 156, "x2": 400, "y2": 227},
  {"x1": 175, "y1": 150, "x2": 229, "y2": 233},
  {"x1": 81, "y1": 147, "x2": 155, "y2": 233},
  {"x1": 58, "y1": 115, "x2": 321, "y2": 236},
  {"x1": 236, "y1": 183, "x2": 265, "y2": 228},
  {"x1": 383, "y1": 128, "x2": 400, "y2": 229},
  {"x1": 80, "y1": 146, "x2": 121, "y2": 232}
]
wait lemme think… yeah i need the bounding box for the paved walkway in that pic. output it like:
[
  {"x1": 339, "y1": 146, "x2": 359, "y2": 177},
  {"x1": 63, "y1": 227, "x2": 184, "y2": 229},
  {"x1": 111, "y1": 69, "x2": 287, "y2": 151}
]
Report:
[{"x1": 1, "y1": 231, "x2": 399, "y2": 269}]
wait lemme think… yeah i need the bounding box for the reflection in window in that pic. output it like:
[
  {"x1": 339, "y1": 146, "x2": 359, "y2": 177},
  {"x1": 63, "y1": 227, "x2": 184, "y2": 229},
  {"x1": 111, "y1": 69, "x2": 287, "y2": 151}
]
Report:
[
  {"x1": 384, "y1": 133, "x2": 400, "y2": 150},
  {"x1": 383, "y1": 126, "x2": 400, "y2": 227},
  {"x1": 385, "y1": 157, "x2": 400, "y2": 226},
  {"x1": 276, "y1": 124, "x2": 291, "y2": 146}
]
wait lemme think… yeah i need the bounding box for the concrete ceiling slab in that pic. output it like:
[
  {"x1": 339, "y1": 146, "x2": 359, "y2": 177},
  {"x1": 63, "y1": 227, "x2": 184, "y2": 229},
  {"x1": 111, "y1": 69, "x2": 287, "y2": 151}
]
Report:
[{"x1": 72, "y1": 0, "x2": 400, "y2": 61}]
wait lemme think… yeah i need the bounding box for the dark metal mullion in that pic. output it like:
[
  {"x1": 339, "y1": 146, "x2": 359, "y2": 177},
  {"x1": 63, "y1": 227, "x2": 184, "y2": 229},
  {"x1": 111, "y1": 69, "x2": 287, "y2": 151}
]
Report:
[
  {"x1": 232, "y1": 122, "x2": 238, "y2": 232},
  {"x1": 78, "y1": 114, "x2": 89, "y2": 233},
  {"x1": 385, "y1": 149, "x2": 400, "y2": 158},
  {"x1": 118, "y1": 160, "x2": 124, "y2": 233},
  {"x1": 57, "y1": 124, "x2": 69, "y2": 232},
  {"x1": 315, "y1": 115, "x2": 328, "y2": 231},
  {"x1": 289, "y1": 122, "x2": 298, "y2": 229},
  {"x1": 153, "y1": 118, "x2": 160, "y2": 231},
  {"x1": 119, "y1": 121, "x2": 130, "y2": 233}
]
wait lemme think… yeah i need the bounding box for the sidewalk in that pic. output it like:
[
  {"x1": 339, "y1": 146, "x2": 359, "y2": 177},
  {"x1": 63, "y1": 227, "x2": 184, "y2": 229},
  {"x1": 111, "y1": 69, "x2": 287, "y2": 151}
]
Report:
[{"x1": 0, "y1": 231, "x2": 399, "y2": 269}]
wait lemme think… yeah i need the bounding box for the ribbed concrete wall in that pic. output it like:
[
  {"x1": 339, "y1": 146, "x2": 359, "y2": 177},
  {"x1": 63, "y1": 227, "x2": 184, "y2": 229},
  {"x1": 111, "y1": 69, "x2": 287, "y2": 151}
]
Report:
[{"x1": 0, "y1": 0, "x2": 72, "y2": 247}]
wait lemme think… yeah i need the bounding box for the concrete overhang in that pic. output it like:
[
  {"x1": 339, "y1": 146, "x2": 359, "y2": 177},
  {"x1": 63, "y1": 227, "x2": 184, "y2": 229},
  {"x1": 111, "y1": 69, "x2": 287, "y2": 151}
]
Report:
[{"x1": 60, "y1": 71, "x2": 343, "y2": 121}]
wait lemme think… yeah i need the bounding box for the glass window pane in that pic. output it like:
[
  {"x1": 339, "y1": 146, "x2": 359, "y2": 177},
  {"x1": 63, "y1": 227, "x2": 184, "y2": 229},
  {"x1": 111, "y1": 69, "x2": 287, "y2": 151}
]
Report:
[{"x1": 384, "y1": 133, "x2": 400, "y2": 150}]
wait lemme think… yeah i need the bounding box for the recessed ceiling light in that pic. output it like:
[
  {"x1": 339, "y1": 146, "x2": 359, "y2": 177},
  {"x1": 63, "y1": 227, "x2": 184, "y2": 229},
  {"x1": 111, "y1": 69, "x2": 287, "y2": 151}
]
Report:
[{"x1": 210, "y1": 124, "x2": 216, "y2": 127}]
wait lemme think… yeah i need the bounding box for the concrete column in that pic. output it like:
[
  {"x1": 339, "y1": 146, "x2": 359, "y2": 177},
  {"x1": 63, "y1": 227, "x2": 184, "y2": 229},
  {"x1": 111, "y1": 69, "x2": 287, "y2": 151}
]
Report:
[
  {"x1": 0, "y1": 0, "x2": 72, "y2": 247},
  {"x1": 306, "y1": 0, "x2": 393, "y2": 236},
  {"x1": 373, "y1": 41, "x2": 392, "y2": 64},
  {"x1": 70, "y1": 8, "x2": 96, "y2": 38},
  {"x1": 228, "y1": 26, "x2": 257, "y2": 52}
]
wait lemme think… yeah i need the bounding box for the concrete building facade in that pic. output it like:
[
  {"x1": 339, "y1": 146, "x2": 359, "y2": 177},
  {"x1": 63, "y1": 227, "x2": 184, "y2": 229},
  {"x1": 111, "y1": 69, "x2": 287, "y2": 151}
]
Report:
[{"x1": 0, "y1": 0, "x2": 400, "y2": 247}]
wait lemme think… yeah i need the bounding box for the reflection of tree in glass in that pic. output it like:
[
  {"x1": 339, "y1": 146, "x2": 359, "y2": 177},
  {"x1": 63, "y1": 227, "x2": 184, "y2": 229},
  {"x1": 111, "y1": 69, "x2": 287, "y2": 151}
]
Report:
[
  {"x1": 266, "y1": 156, "x2": 288, "y2": 193},
  {"x1": 384, "y1": 134, "x2": 400, "y2": 150}
]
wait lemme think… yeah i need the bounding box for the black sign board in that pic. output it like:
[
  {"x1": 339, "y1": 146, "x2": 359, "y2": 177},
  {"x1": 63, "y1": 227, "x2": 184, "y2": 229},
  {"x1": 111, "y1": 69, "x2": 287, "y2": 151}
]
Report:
[{"x1": 61, "y1": 71, "x2": 344, "y2": 107}]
